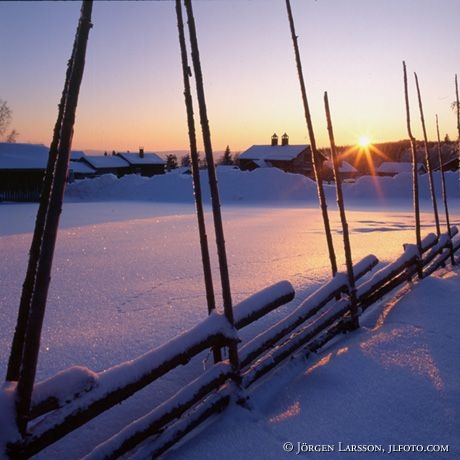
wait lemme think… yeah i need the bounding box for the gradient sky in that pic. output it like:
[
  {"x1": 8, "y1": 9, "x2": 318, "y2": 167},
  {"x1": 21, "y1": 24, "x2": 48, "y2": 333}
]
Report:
[{"x1": 1, "y1": 0, "x2": 459, "y2": 154}]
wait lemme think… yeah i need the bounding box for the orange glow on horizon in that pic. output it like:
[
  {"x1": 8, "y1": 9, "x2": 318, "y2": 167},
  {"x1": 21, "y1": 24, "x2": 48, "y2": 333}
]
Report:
[
  {"x1": 339, "y1": 140, "x2": 390, "y2": 199},
  {"x1": 358, "y1": 135, "x2": 371, "y2": 148},
  {"x1": 341, "y1": 141, "x2": 389, "y2": 177}
]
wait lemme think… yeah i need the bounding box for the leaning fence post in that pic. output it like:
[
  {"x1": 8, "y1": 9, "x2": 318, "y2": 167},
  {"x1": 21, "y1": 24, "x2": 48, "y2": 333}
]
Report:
[
  {"x1": 175, "y1": 0, "x2": 221, "y2": 363},
  {"x1": 414, "y1": 73, "x2": 441, "y2": 236},
  {"x1": 324, "y1": 91, "x2": 359, "y2": 330},
  {"x1": 15, "y1": 1, "x2": 93, "y2": 435},
  {"x1": 403, "y1": 61, "x2": 423, "y2": 278},
  {"x1": 455, "y1": 75, "x2": 460, "y2": 175},
  {"x1": 6, "y1": 40, "x2": 76, "y2": 384},
  {"x1": 183, "y1": 0, "x2": 239, "y2": 375},
  {"x1": 436, "y1": 115, "x2": 455, "y2": 265},
  {"x1": 285, "y1": 0, "x2": 337, "y2": 278}
]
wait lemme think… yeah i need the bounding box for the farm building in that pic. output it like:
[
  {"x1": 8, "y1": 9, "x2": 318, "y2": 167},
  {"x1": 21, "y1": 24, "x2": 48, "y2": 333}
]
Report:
[
  {"x1": 376, "y1": 161, "x2": 427, "y2": 177},
  {"x1": 76, "y1": 149, "x2": 166, "y2": 177},
  {"x1": 78, "y1": 154, "x2": 131, "y2": 177},
  {"x1": 322, "y1": 159, "x2": 358, "y2": 182},
  {"x1": 68, "y1": 160, "x2": 96, "y2": 181},
  {"x1": 117, "y1": 149, "x2": 165, "y2": 176},
  {"x1": 239, "y1": 133, "x2": 324, "y2": 178},
  {"x1": 0, "y1": 142, "x2": 49, "y2": 201}
]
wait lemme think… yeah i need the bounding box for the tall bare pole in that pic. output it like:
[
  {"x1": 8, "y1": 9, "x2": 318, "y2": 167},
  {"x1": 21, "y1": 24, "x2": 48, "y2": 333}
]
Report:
[
  {"x1": 6, "y1": 40, "x2": 77, "y2": 384},
  {"x1": 414, "y1": 73, "x2": 440, "y2": 236},
  {"x1": 455, "y1": 74, "x2": 460, "y2": 175},
  {"x1": 15, "y1": 1, "x2": 93, "y2": 434},
  {"x1": 403, "y1": 62, "x2": 422, "y2": 270},
  {"x1": 435, "y1": 115, "x2": 452, "y2": 235},
  {"x1": 183, "y1": 0, "x2": 239, "y2": 373},
  {"x1": 285, "y1": 0, "x2": 337, "y2": 277},
  {"x1": 324, "y1": 92, "x2": 358, "y2": 329},
  {"x1": 175, "y1": 0, "x2": 221, "y2": 363}
]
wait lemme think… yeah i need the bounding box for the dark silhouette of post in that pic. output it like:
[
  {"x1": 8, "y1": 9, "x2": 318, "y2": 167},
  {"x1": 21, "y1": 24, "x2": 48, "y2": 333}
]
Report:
[
  {"x1": 15, "y1": 1, "x2": 93, "y2": 434},
  {"x1": 455, "y1": 75, "x2": 460, "y2": 172},
  {"x1": 435, "y1": 115, "x2": 455, "y2": 265},
  {"x1": 403, "y1": 61, "x2": 422, "y2": 277},
  {"x1": 6, "y1": 38, "x2": 77, "y2": 384},
  {"x1": 324, "y1": 91, "x2": 359, "y2": 329},
  {"x1": 414, "y1": 73, "x2": 440, "y2": 236},
  {"x1": 285, "y1": 0, "x2": 337, "y2": 277},
  {"x1": 435, "y1": 115, "x2": 452, "y2": 236},
  {"x1": 175, "y1": 0, "x2": 221, "y2": 363},
  {"x1": 183, "y1": 0, "x2": 239, "y2": 373}
]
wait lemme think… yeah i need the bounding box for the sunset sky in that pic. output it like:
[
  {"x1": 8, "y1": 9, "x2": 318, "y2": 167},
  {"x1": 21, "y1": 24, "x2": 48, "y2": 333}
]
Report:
[{"x1": 1, "y1": 0, "x2": 459, "y2": 154}]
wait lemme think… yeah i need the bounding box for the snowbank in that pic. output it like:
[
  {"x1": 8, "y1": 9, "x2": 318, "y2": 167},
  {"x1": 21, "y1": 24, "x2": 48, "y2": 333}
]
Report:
[
  {"x1": 169, "y1": 266, "x2": 460, "y2": 460},
  {"x1": 65, "y1": 167, "x2": 459, "y2": 206}
]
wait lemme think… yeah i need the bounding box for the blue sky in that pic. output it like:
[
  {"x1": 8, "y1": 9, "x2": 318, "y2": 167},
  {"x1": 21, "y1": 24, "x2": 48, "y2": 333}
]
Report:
[{"x1": 1, "y1": 0, "x2": 459, "y2": 153}]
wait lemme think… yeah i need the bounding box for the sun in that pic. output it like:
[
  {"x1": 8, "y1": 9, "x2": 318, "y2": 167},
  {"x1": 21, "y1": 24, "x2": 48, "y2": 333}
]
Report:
[{"x1": 358, "y1": 135, "x2": 371, "y2": 148}]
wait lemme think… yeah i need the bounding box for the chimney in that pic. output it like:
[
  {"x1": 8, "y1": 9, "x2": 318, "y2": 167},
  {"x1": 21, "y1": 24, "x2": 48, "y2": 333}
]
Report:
[
  {"x1": 139, "y1": 147, "x2": 144, "y2": 158},
  {"x1": 271, "y1": 133, "x2": 278, "y2": 146},
  {"x1": 281, "y1": 133, "x2": 289, "y2": 146}
]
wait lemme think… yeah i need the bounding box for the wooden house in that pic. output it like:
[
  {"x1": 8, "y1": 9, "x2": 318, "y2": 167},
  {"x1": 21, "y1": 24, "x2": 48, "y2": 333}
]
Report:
[
  {"x1": 376, "y1": 161, "x2": 426, "y2": 177},
  {"x1": 322, "y1": 159, "x2": 358, "y2": 182},
  {"x1": 68, "y1": 160, "x2": 96, "y2": 181},
  {"x1": 117, "y1": 148, "x2": 165, "y2": 176},
  {"x1": 79, "y1": 154, "x2": 131, "y2": 177},
  {"x1": 0, "y1": 142, "x2": 49, "y2": 201},
  {"x1": 239, "y1": 133, "x2": 324, "y2": 178}
]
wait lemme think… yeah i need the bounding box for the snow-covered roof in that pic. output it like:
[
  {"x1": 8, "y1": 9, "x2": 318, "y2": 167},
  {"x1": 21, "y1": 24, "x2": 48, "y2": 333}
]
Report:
[
  {"x1": 82, "y1": 155, "x2": 130, "y2": 169},
  {"x1": 239, "y1": 144, "x2": 309, "y2": 161},
  {"x1": 69, "y1": 160, "x2": 96, "y2": 174},
  {"x1": 117, "y1": 152, "x2": 165, "y2": 165},
  {"x1": 0, "y1": 142, "x2": 49, "y2": 169},
  {"x1": 71, "y1": 150, "x2": 86, "y2": 161},
  {"x1": 254, "y1": 159, "x2": 271, "y2": 168},
  {"x1": 324, "y1": 159, "x2": 357, "y2": 173},
  {"x1": 377, "y1": 162, "x2": 420, "y2": 174}
]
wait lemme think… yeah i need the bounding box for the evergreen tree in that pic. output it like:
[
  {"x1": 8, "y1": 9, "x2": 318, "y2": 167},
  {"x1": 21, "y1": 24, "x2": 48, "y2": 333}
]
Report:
[
  {"x1": 166, "y1": 153, "x2": 178, "y2": 171},
  {"x1": 181, "y1": 153, "x2": 191, "y2": 167},
  {"x1": 221, "y1": 145, "x2": 233, "y2": 165}
]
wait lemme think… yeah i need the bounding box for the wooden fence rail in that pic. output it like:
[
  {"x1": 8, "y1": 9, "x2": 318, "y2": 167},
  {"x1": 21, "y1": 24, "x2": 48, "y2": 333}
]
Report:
[
  {"x1": 239, "y1": 255, "x2": 378, "y2": 369},
  {"x1": 7, "y1": 314, "x2": 237, "y2": 458},
  {"x1": 3, "y1": 228, "x2": 459, "y2": 459}
]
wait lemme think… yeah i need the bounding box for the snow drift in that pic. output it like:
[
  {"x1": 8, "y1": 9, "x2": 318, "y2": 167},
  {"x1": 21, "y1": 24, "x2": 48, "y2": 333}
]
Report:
[{"x1": 65, "y1": 167, "x2": 460, "y2": 205}]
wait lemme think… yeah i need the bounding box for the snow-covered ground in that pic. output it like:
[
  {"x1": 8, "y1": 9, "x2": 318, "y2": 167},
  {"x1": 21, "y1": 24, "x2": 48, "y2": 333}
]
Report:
[{"x1": 1, "y1": 168, "x2": 459, "y2": 459}]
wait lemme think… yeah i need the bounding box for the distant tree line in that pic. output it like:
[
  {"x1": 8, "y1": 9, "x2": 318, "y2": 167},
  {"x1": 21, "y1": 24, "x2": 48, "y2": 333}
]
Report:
[
  {"x1": 165, "y1": 145, "x2": 240, "y2": 171},
  {"x1": 321, "y1": 139, "x2": 457, "y2": 174}
]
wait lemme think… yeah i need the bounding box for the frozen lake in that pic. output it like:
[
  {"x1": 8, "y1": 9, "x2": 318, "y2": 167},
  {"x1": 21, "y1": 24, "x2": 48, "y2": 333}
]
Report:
[
  {"x1": 1, "y1": 200, "x2": 453, "y2": 380},
  {"x1": 1, "y1": 168, "x2": 458, "y2": 458}
]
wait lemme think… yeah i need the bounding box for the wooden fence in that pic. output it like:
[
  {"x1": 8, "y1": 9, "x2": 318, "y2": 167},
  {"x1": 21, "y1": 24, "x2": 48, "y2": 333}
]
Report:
[
  {"x1": 3, "y1": 226, "x2": 458, "y2": 459},
  {"x1": 0, "y1": 189, "x2": 41, "y2": 203}
]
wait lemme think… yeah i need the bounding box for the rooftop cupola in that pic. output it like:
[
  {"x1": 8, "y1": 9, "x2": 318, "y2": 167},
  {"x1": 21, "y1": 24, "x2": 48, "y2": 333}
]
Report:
[
  {"x1": 139, "y1": 147, "x2": 144, "y2": 158},
  {"x1": 271, "y1": 133, "x2": 278, "y2": 146},
  {"x1": 281, "y1": 132, "x2": 289, "y2": 146}
]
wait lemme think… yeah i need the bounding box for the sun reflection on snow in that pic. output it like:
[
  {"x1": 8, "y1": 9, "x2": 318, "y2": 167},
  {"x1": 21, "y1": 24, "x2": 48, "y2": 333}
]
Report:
[
  {"x1": 360, "y1": 326, "x2": 444, "y2": 391},
  {"x1": 304, "y1": 347, "x2": 349, "y2": 377},
  {"x1": 305, "y1": 353, "x2": 332, "y2": 376},
  {"x1": 269, "y1": 401, "x2": 301, "y2": 423}
]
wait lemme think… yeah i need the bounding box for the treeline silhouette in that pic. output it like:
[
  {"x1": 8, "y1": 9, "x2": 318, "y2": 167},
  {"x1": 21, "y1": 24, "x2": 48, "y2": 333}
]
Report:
[{"x1": 319, "y1": 139, "x2": 458, "y2": 174}]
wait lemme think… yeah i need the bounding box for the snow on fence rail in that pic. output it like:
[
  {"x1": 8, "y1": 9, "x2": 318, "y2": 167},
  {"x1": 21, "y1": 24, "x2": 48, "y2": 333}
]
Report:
[{"x1": 2, "y1": 226, "x2": 458, "y2": 459}]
